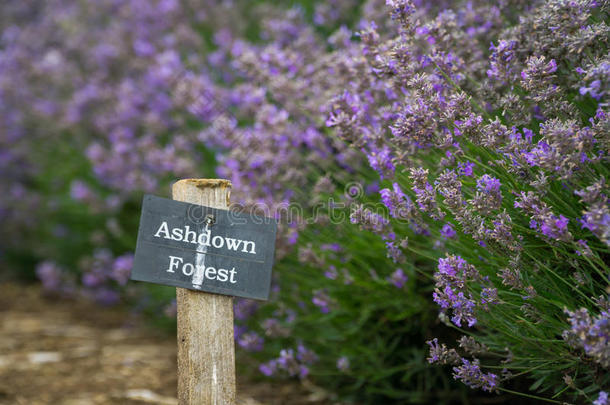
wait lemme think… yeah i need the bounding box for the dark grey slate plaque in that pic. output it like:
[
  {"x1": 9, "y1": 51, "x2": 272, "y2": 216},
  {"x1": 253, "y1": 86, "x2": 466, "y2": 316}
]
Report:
[{"x1": 130, "y1": 194, "x2": 277, "y2": 300}]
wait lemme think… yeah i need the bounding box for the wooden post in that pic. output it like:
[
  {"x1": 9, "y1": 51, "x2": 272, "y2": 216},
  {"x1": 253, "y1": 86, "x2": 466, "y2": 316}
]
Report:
[{"x1": 172, "y1": 179, "x2": 236, "y2": 405}]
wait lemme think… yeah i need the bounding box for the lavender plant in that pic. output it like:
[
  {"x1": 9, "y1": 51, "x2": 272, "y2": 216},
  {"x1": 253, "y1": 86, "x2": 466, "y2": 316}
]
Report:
[{"x1": 325, "y1": 0, "x2": 610, "y2": 402}]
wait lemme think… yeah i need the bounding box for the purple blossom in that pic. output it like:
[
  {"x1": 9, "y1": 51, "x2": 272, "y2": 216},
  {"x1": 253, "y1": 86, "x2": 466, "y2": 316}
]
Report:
[
  {"x1": 297, "y1": 344, "x2": 318, "y2": 364},
  {"x1": 580, "y1": 211, "x2": 610, "y2": 245},
  {"x1": 259, "y1": 360, "x2": 278, "y2": 376},
  {"x1": 579, "y1": 60, "x2": 610, "y2": 101},
  {"x1": 111, "y1": 253, "x2": 133, "y2": 286},
  {"x1": 452, "y1": 358, "x2": 498, "y2": 393},
  {"x1": 312, "y1": 289, "x2": 332, "y2": 313},
  {"x1": 234, "y1": 299, "x2": 259, "y2": 321},
  {"x1": 336, "y1": 356, "x2": 350, "y2": 372},
  {"x1": 575, "y1": 239, "x2": 593, "y2": 257},
  {"x1": 563, "y1": 308, "x2": 610, "y2": 368},
  {"x1": 70, "y1": 180, "x2": 93, "y2": 202},
  {"x1": 262, "y1": 318, "x2": 290, "y2": 338},
  {"x1": 476, "y1": 174, "x2": 501, "y2": 194},
  {"x1": 515, "y1": 192, "x2": 573, "y2": 243},
  {"x1": 594, "y1": 391, "x2": 609, "y2": 405},
  {"x1": 441, "y1": 223, "x2": 457, "y2": 239},
  {"x1": 533, "y1": 214, "x2": 571, "y2": 241},
  {"x1": 480, "y1": 288, "x2": 499, "y2": 309},
  {"x1": 238, "y1": 332, "x2": 264, "y2": 352},
  {"x1": 426, "y1": 338, "x2": 460, "y2": 365},
  {"x1": 521, "y1": 57, "x2": 557, "y2": 81},
  {"x1": 487, "y1": 40, "x2": 517, "y2": 81},
  {"x1": 385, "y1": 0, "x2": 415, "y2": 20},
  {"x1": 433, "y1": 255, "x2": 489, "y2": 328},
  {"x1": 36, "y1": 261, "x2": 64, "y2": 292},
  {"x1": 324, "y1": 265, "x2": 338, "y2": 280},
  {"x1": 575, "y1": 179, "x2": 610, "y2": 246},
  {"x1": 350, "y1": 205, "x2": 390, "y2": 234},
  {"x1": 380, "y1": 182, "x2": 411, "y2": 219},
  {"x1": 277, "y1": 349, "x2": 299, "y2": 375},
  {"x1": 92, "y1": 288, "x2": 120, "y2": 306},
  {"x1": 457, "y1": 161, "x2": 475, "y2": 176},
  {"x1": 411, "y1": 168, "x2": 444, "y2": 220},
  {"x1": 387, "y1": 268, "x2": 408, "y2": 288},
  {"x1": 266, "y1": 348, "x2": 311, "y2": 379},
  {"x1": 367, "y1": 145, "x2": 395, "y2": 180},
  {"x1": 385, "y1": 241, "x2": 406, "y2": 263}
]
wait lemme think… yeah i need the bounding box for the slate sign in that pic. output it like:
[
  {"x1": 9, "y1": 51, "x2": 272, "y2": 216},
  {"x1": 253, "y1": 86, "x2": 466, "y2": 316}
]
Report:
[{"x1": 131, "y1": 195, "x2": 277, "y2": 300}]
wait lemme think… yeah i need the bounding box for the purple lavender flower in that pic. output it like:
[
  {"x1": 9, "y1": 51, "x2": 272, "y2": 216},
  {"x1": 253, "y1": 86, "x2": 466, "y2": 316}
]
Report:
[
  {"x1": 457, "y1": 161, "x2": 475, "y2": 177},
  {"x1": 575, "y1": 239, "x2": 593, "y2": 257},
  {"x1": 426, "y1": 338, "x2": 460, "y2": 365},
  {"x1": 452, "y1": 358, "x2": 498, "y2": 393},
  {"x1": 298, "y1": 365, "x2": 310, "y2": 379},
  {"x1": 336, "y1": 356, "x2": 350, "y2": 372},
  {"x1": 539, "y1": 214, "x2": 570, "y2": 240},
  {"x1": 380, "y1": 182, "x2": 412, "y2": 219},
  {"x1": 563, "y1": 308, "x2": 610, "y2": 368},
  {"x1": 385, "y1": 241, "x2": 406, "y2": 263},
  {"x1": 259, "y1": 360, "x2": 278, "y2": 376},
  {"x1": 93, "y1": 288, "x2": 120, "y2": 306},
  {"x1": 515, "y1": 192, "x2": 573, "y2": 243},
  {"x1": 111, "y1": 253, "x2": 133, "y2": 286},
  {"x1": 385, "y1": 0, "x2": 415, "y2": 21},
  {"x1": 70, "y1": 180, "x2": 93, "y2": 202},
  {"x1": 433, "y1": 255, "x2": 485, "y2": 327},
  {"x1": 441, "y1": 223, "x2": 457, "y2": 239},
  {"x1": 594, "y1": 391, "x2": 609, "y2": 405},
  {"x1": 579, "y1": 59, "x2": 610, "y2": 101},
  {"x1": 580, "y1": 211, "x2": 610, "y2": 246},
  {"x1": 234, "y1": 299, "x2": 259, "y2": 321},
  {"x1": 411, "y1": 168, "x2": 444, "y2": 220},
  {"x1": 476, "y1": 174, "x2": 501, "y2": 194},
  {"x1": 82, "y1": 271, "x2": 104, "y2": 288},
  {"x1": 297, "y1": 344, "x2": 318, "y2": 364},
  {"x1": 324, "y1": 265, "x2": 339, "y2": 280},
  {"x1": 312, "y1": 289, "x2": 332, "y2": 313},
  {"x1": 480, "y1": 288, "x2": 499, "y2": 309},
  {"x1": 387, "y1": 268, "x2": 408, "y2": 288},
  {"x1": 521, "y1": 57, "x2": 557, "y2": 82},
  {"x1": 36, "y1": 261, "x2": 63, "y2": 292},
  {"x1": 276, "y1": 349, "x2": 302, "y2": 377},
  {"x1": 366, "y1": 145, "x2": 395, "y2": 180},
  {"x1": 261, "y1": 318, "x2": 281, "y2": 337},
  {"x1": 350, "y1": 205, "x2": 390, "y2": 234},
  {"x1": 575, "y1": 179, "x2": 609, "y2": 246},
  {"x1": 487, "y1": 40, "x2": 518, "y2": 81},
  {"x1": 238, "y1": 332, "x2": 264, "y2": 352}
]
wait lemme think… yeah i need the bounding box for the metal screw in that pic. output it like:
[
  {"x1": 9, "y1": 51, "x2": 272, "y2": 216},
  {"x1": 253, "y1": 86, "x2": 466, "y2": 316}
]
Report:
[{"x1": 204, "y1": 214, "x2": 215, "y2": 226}]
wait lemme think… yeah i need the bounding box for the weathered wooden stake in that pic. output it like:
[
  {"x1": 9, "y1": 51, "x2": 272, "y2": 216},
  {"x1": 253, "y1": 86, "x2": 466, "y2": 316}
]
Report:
[{"x1": 172, "y1": 179, "x2": 236, "y2": 405}]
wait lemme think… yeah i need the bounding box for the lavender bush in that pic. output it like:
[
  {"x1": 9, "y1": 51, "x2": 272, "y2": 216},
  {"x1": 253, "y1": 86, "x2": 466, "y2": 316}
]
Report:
[
  {"x1": 1, "y1": 0, "x2": 609, "y2": 403},
  {"x1": 326, "y1": 0, "x2": 609, "y2": 402}
]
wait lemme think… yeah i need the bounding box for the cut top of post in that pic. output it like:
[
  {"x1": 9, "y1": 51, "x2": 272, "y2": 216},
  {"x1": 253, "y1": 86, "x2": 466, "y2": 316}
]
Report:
[
  {"x1": 172, "y1": 179, "x2": 232, "y2": 209},
  {"x1": 175, "y1": 179, "x2": 232, "y2": 189}
]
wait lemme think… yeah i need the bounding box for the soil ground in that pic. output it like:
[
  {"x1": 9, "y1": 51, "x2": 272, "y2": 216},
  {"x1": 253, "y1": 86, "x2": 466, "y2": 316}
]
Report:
[{"x1": 0, "y1": 283, "x2": 331, "y2": 405}]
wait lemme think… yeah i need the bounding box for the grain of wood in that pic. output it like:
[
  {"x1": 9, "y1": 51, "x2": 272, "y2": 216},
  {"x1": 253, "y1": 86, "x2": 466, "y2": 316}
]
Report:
[{"x1": 172, "y1": 179, "x2": 236, "y2": 405}]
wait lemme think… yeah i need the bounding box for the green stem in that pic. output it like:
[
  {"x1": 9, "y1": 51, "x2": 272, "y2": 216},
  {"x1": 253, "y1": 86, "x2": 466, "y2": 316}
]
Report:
[{"x1": 496, "y1": 387, "x2": 563, "y2": 404}]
